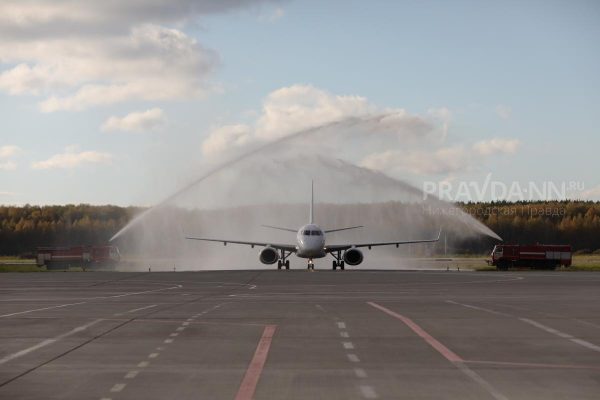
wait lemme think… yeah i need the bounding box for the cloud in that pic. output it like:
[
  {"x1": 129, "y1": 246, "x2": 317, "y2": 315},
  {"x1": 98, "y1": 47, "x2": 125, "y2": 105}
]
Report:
[
  {"x1": 0, "y1": 1, "x2": 272, "y2": 111},
  {"x1": 472, "y1": 138, "x2": 520, "y2": 156},
  {"x1": 0, "y1": 161, "x2": 17, "y2": 171},
  {"x1": 255, "y1": 84, "x2": 374, "y2": 140},
  {"x1": 0, "y1": 145, "x2": 21, "y2": 158},
  {"x1": 580, "y1": 185, "x2": 600, "y2": 201},
  {"x1": 31, "y1": 147, "x2": 112, "y2": 169},
  {"x1": 0, "y1": 145, "x2": 21, "y2": 170},
  {"x1": 360, "y1": 138, "x2": 521, "y2": 176},
  {"x1": 259, "y1": 6, "x2": 285, "y2": 22},
  {"x1": 360, "y1": 146, "x2": 472, "y2": 176},
  {"x1": 202, "y1": 124, "x2": 252, "y2": 156},
  {"x1": 102, "y1": 108, "x2": 166, "y2": 132},
  {"x1": 495, "y1": 104, "x2": 512, "y2": 120},
  {"x1": 200, "y1": 84, "x2": 437, "y2": 158},
  {"x1": 427, "y1": 107, "x2": 451, "y2": 139},
  {"x1": 200, "y1": 84, "x2": 520, "y2": 177}
]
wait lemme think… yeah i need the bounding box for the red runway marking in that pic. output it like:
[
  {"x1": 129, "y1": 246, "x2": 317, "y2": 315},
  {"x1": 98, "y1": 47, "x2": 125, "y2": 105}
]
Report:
[
  {"x1": 367, "y1": 301, "x2": 463, "y2": 362},
  {"x1": 234, "y1": 325, "x2": 277, "y2": 400}
]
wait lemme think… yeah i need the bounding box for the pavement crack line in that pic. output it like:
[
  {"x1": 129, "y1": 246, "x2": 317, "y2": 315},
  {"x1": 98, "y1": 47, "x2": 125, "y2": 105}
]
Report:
[
  {"x1": 368, "y1": 301, "x2": 508, "y2": 400},
  {"x1": 2, "y1": 273, "x2": 261, "y2": 394},
  {"x1": 0, "y1": 318, "x2": 134, "y2": 388},
  {"x1": 96, "y1": 303, "x2": 224, "y2": 400},
  {"x1": 0, "y1": 319, "x2": 103, "y2": 366}
]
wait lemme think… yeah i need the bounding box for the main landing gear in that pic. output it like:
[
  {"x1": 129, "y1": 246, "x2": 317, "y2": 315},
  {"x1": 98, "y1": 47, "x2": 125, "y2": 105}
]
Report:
[
  {"x1": 332, "y1": 260, "x2": 345, "y2": 270},
  {"x1": 331, "y1": 250, "x2": 345, "y2": 270},
  {"x1": 277, "y1": 249, "x2": 291, "y2": 270},
  {"x1": 307, "y1": 259, "x2": 315, "y2": 271}
]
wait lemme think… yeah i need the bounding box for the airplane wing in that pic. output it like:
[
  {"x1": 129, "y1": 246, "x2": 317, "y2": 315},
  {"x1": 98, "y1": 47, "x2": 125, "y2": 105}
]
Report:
[
  {"x1": 185, "y1": 236, "x2": 297, "y2": 252},
  {"x1": 325, "y1": 229, "x2": 442, "y2": 252}
]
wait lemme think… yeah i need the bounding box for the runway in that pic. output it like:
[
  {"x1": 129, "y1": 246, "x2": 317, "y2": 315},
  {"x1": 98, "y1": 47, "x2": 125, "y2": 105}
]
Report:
[{"x1": 1, "y1": 270, "x2": 599, "y2": 399}]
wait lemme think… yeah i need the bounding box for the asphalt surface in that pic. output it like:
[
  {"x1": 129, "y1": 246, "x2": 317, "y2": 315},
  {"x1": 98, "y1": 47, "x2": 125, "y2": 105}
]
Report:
[{"x1": 1, "y1": 269, "x2": 599, "y2": 400}]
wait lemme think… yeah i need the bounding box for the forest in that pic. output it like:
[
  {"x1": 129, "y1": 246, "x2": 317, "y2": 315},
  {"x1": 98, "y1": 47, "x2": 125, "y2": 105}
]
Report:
[{"x1": 0, "y1": 201, "x2": 599, "y2": 256}]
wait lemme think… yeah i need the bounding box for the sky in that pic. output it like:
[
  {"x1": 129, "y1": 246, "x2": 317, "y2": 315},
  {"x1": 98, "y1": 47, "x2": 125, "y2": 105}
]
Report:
[{"x1": 1, "y1": 0, "x2": 599, "y2": 206}]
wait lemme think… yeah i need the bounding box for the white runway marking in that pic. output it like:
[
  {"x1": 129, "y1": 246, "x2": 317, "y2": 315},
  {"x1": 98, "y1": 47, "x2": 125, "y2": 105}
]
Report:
[
  {"x1": 137, "y1": 361, "x2": 149, "y2": 368},
  {"x1": 164, "y1": 338, "x2": 174, "y2": 344},
  {"x1": 354, "y1": 368, "x2": 368, "y2": 378},
  {"x1": 445, "y1": 300, "x2": 511, "y2": 317},
  {"x1": 0, "y1": 319, "x2": 102, "y2": 365},
  {"x1": 455, "y1": 362, "x2": 509, "y2": 400},
  {"x1": 182, "y1": 322, "x2": 190, "y2": 326},
  {"x1": 124, "y1": 371, "x2": 138, "y2": 379},
  {"x1": 176, "y1": 327, "x2": 185, "y2": 331},
  {"x1": 371, "y1": 301, "x2": 508, "y2": 400},
  {"x1": 170, "y1": 332, "x2": 179, "y2": 337},
  {"x1": 337, "y1": 322, "x2": 346, "y2": 329},
  {"x1": 110, "y1": 383, "x2": 126, "y2": 393},
  {"x1": 347, "y1": 354, "x2": 360, "y2": 363},
  {"x1": 448, "y1": 300, "x2": 600, "y2": 354},
  {"x1": 340, "y1": 331, "x2": 350, "y2": 338},
  {"x1": 520, "y1": 318, "x2": 600, "y2": 352},
  {"x1": 520, "y1": 318, "x2": 572, "y2": 338},
  {"x1": 0, "y1": 285, "x2": 180, "y2": 318},
  {"x1": 148, "y1": 353, "x2": 158, "y2": 359},
  {"x1": 114, "y1": 304, "x2": 157, "y2": 316},
  {"x1": 343, "y1": 341, "x2": 355, "y2": 349},
  {"x1": 0, "y1": 301, "x2": 87, "y2": 318},
  {"x1": 359, "y1": 384, "x2": 378, "y2": 399}
]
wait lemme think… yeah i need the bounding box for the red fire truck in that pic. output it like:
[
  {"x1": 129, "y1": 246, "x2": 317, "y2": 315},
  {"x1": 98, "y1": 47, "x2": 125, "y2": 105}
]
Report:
[
  {"x1": 490, "y1": 244, "x2": 572, "y2": 270},
  {"x1": 36, "y1": 245, "x2": 120, "y2": 270}
]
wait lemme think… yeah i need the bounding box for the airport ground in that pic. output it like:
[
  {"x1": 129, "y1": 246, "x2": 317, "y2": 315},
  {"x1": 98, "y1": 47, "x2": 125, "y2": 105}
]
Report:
[{"x1": 1, "y1": 269, "x2": 599, "y2": 400}]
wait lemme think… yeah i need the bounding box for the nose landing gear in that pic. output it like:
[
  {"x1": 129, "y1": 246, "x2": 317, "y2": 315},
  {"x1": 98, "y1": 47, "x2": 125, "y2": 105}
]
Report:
[{"x1": 307, "y1": 259, "x2": 315, "y2": 271}]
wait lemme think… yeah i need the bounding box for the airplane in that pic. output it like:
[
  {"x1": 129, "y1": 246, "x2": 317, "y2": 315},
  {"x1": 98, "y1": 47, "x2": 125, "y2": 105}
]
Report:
[{"x1": 186, "y1": 182, "x2": 441, "y2": 270}]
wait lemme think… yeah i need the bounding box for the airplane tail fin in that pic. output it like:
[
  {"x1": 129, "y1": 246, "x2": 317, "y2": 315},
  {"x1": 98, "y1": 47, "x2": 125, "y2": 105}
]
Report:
[{"x1": 310, "y1": 180, "x2": 314, "y2": 224}]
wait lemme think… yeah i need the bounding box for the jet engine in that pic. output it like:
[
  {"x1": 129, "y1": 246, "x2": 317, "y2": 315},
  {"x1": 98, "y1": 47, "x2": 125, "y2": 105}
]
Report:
[
  {"x1": 343, "y1": 248, "x2": 363, "y2": 266},
  {"x1": 259, "y1": 247, "x2": 279, "y2": 265}
]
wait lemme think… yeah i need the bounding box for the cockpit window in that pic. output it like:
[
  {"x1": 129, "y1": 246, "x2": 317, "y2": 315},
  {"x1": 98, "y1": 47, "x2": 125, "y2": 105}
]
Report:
[
  {"x1": 303, "y1": 230, "x2": 311, "y2": 235},
  {"x1": 311, "y1": 230, "x2": 322, "y2": 236}
]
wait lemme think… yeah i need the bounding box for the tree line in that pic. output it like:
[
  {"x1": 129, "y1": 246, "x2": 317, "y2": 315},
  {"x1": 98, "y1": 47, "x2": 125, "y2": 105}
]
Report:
[{"x1": 0, "y1": 201, "x2": 599, "y2": 256}]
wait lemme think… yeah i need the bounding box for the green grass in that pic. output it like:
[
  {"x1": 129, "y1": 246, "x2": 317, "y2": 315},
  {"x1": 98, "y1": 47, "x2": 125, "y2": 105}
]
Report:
[
  {"x1": 474, "y1": 255, "x2": 600, "y2": 271},
  {"x1": 0, "y1": 264, "x2": 46, "y2": 272}
]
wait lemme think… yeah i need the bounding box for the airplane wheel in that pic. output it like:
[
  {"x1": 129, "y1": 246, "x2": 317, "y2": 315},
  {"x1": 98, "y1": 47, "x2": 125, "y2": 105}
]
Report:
[
  {"x1": 277, "y1": 260, "x2": 282, "y2": 270},
  {"x1": 332, "y1": 261, "x2": 337, "y2": 270},
  {"x1": 340, "y1": 261, "x2": 345, "y2": 270},
  {"x1": 285, "y1": 260, "x2": 290, "y2": 270}
]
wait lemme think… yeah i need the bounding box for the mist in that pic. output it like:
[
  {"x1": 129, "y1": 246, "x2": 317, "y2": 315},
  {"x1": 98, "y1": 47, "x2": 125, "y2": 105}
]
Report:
[{"x1": 110, "y1": 113, "x2": 501, "y2": 271}]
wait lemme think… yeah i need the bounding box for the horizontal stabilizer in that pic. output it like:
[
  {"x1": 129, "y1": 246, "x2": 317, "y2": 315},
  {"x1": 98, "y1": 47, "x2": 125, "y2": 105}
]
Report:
[
  {"x1": 324, "y1": 225, "x2": 363, "y2": 233},
  {"x1": 261, "y1": 225, "x2": 297, "y2": 233}
]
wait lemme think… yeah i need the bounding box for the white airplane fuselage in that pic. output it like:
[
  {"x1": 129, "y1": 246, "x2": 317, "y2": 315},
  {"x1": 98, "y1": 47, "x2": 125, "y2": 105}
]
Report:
[{"x1": 296, "y1": 224, "x2": 326, "y2": 259}]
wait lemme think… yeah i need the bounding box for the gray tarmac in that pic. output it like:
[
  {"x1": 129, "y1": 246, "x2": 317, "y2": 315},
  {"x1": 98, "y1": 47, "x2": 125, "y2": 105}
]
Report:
[{"x1": 1, "y1": 269, "x2": 599, "y2": 400}]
